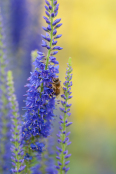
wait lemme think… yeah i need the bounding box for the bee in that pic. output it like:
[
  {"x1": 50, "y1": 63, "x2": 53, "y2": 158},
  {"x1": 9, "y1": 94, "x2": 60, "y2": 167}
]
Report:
[{"x1": 50, "y1": 78, "x2": 64, "y2": 98}]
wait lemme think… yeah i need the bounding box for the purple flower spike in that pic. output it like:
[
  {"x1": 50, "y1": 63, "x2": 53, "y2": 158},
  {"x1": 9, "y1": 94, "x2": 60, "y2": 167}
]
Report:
[
  {"x1": 22, "y1": 0, "x2": 63, "y2": 172},
  {"x1": 0, "y1": 13, "x2": 12, "y2": 172},
  {"x1": 7, "y1": 71, "x2": 25, "y2": 173},
  {"x1": 56, "y1": 58, "x2": 73, "y2": 173}
]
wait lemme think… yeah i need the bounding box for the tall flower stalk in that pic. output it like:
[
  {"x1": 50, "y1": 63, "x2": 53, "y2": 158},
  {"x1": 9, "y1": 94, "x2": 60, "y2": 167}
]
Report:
[
  {"x1": 43, "y1": 0, "x2": 62, "y2": 69},
  {"x1": 7, "y1": 71, "x2": 26, "y2": 174},
  {"x1": 0, "y1": 10, "x2": 11, "y2": 173},
  {"x1": 56, "y1": 58, "x2": 73, "y2": 174},
  {"x1": 22, "y1": 0, "x2": 62, "y2": 172}
]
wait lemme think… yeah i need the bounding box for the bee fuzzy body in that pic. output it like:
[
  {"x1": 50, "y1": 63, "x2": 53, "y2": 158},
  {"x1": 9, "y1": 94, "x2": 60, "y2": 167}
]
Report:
[
  {"x1": 48, "y1": 78, "x2": 64, "y2": 99},
  {"x1": 52, "y1": 78, "x2": 61, "y2": 96}
]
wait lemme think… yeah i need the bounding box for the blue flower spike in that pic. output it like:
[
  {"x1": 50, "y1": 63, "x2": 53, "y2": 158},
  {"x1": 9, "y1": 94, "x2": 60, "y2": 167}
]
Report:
[
  {"x1": 7, "y1": 71, "x2": 26, "y2": 173},
  {"x1": 56, "y1": 58, "x2": 73, "y2": 174},
  {"x1": 22, "y1": 0, "x2": 63, "y2": 171}
]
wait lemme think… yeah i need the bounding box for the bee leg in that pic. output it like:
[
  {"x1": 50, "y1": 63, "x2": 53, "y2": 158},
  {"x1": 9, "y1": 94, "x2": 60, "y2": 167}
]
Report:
[
  {"x1": 49, "y1": 91, "x2": 55, "y2": 97},
  {"x1": 46, "y1": 85, "x2": 52, "y2": 89},
  {"x1": 57, "y1": 100, "x2": 60, "y2": 104}
]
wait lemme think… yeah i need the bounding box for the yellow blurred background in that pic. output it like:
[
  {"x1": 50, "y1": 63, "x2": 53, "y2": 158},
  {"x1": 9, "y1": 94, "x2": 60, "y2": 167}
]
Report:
[{"x1": 43, "y1": 0, "x2": 116, "y2": 173}]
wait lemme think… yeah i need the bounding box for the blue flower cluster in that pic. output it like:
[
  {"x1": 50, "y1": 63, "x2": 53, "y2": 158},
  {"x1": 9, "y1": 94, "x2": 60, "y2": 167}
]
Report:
[
  {"x1": 22, "y1": 60, "x2": 59, "y2": 140},
  {"x1": 56, "y1": 58, "x2": 73, "y2": 173},
  {"x1": 22, "y1": 0, "x2": 62, "y2": 154}
]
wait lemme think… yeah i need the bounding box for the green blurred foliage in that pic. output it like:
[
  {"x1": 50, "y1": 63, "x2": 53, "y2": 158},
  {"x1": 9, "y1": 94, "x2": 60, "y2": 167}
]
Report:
[{"x1": 41, "y1": 0, "x2": 116, "y2": 173}]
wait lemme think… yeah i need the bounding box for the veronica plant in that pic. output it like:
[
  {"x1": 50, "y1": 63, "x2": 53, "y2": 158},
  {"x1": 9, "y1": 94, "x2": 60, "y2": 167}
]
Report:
[
  {"x1": 0, "y1": 11, "x2": 11, "y2": 173},
  {"x1": 56, "y1": 58, "x2": 73, "y2": 174},
  {"x1": 7, "y1": 71, "x2": 26, "y2": 173},
  {"x1": 22, "y1": 0, "x2": 62, "y2": 172}
]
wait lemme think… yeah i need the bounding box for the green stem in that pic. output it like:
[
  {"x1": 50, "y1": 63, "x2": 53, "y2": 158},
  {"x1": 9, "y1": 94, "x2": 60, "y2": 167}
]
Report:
[
  {"x1": 45, "y1": 0, "x2": 54, "y2": 70},
  {"x1": 59, "y1": 102, "x2": 68, "y2": 174}
]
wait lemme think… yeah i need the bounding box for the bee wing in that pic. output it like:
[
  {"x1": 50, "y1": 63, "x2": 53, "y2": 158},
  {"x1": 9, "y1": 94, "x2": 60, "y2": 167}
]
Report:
[
  {"x1": 60, "y1": 86, "x2": 64, "y2": 95},
  {"x1": 56, "y1": 85, "x2": 64, "y2": 99}
]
